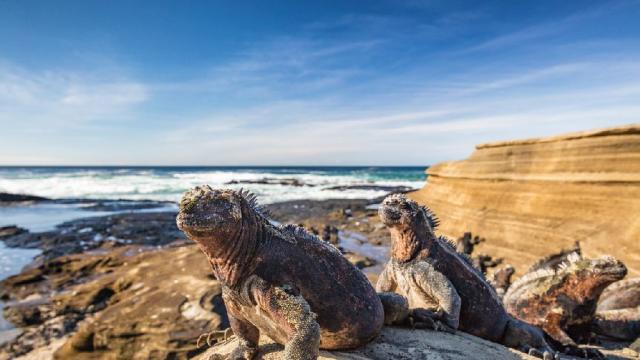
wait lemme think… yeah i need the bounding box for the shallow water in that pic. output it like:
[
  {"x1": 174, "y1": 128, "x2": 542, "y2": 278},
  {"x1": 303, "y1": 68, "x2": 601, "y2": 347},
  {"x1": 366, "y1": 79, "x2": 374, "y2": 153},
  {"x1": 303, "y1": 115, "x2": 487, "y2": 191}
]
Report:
[
  {"x1": 0, "y1": 242, "x2": 40, "y2": 345},
  {"x1": 339, "y1": 230, "x2": 389, "y2": 275},
  {"x1": 0, "y1": 203, "x2": 110, "y2": 232},
  {"x1": 0, "y1": 202, "x2": 178, "y2": 232}
]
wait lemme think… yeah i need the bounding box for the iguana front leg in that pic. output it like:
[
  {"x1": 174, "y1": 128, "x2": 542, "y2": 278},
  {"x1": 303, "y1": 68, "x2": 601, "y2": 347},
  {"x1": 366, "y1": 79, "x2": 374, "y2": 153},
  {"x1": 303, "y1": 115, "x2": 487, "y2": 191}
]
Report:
[
  {"x1": 542, "y1": 311, "x2": 577, "y2": 347},
  {"x1": 222, "y1": 289, "x2": 260, "y2": 360},
  {"x1": 376, "y1": 265, "x2": 411, "y2": 325},
  {"x1": 412, "y1": 261, "x2": 461, "y2": 329},
  {"x1": 248, "y1": 275, "x2": 320, "y2": 360},
  {"x1": 503, "y1": 318, "x2": 556, "y2": 360}
]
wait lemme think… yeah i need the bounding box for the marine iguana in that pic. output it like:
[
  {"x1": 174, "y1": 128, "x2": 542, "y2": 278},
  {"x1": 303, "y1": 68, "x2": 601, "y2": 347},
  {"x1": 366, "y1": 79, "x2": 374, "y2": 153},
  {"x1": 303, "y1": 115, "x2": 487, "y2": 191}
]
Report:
[
  {"x1": 177, "y1": 186, "x2": 403, "y2": 360},
  {"x1": 455, "y1": 232, "x2": 484, "y2": 255},
  {"x1": 594, "y1": 277, "x2": 640, "y2": 340},
  {"x1": 489, "y1": 265, "x2": 515, "y2": 300},
  {"x1": 503, "y1": 252, "x2": 627, "y2": 349},
  {"x1": 376, "y1": 194, "x2": 555, "y2": 359}
]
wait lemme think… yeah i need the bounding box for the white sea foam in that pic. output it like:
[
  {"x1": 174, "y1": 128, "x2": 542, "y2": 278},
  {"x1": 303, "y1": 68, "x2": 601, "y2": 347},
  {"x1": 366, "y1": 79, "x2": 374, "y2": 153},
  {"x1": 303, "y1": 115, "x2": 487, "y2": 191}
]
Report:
[{"x1": 0, "y1": 168, "x2": 426, "y2": 204}]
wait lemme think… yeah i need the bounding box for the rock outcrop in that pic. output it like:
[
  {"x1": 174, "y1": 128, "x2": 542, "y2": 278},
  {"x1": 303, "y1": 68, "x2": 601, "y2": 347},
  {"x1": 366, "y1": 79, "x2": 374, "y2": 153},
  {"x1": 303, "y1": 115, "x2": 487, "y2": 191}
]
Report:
[
  {"x1": 410, "y1": 124, "x2": 640, "y2": 276},
  {"x1": 0, "y1": 243, "x2": 227, "y2": 359},
  {"x1": 196, "y1": 327, "x2": 537, "y2": 360}
]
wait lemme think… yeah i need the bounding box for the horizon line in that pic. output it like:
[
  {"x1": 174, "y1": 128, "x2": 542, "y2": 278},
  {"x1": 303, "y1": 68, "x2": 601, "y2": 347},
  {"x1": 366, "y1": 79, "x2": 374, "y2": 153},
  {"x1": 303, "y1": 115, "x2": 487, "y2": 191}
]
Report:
[{"x1": 0, "y1": 164, "x2": 431, "y2": 168}]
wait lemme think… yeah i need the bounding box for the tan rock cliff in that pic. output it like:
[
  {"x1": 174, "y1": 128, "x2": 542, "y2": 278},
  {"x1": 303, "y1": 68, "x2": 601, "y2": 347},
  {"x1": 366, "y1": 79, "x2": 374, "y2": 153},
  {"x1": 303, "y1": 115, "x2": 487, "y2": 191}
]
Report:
[{"x1": 409, "y1": 124, "x2": 640, "y2": 276}]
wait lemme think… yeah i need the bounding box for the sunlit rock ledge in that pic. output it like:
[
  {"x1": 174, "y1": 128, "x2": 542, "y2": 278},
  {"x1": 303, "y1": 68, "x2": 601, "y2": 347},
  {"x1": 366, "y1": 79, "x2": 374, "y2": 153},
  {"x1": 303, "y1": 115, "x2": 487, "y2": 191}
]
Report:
[{"x1": 410, "y1": 124, "x2": 640, "y2": 276}]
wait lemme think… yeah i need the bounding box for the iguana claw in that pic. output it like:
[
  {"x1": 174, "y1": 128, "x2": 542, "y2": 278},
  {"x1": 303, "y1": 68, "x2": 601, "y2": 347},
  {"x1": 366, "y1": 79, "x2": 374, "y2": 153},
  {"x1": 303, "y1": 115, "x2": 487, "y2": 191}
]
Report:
[
  {"x1": 408, "y1": 309, "x2": 456, "y2": 334},
  {"x1": 196, "y1": 327, "x2": 234, "y2": 348}
]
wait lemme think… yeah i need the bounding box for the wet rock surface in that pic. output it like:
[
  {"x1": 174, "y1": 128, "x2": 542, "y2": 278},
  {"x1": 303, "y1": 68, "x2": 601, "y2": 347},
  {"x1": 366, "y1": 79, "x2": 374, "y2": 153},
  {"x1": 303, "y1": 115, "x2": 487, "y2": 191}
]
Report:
[
  {"x1": 324, "y1": 184, "x2": 414, "y2": 192},
  {"x1": 0, "y1": 193, "x2": 49, "y2": 204},
  {"x1": 0, "y1": 226, "x2": 27, "y2": 240},
  {"x1": 2, "y1": 211, "x2": 184, "y2": 260},
  {"x1": 225, "y1": 177, "x2": 311, "y2": 187}
]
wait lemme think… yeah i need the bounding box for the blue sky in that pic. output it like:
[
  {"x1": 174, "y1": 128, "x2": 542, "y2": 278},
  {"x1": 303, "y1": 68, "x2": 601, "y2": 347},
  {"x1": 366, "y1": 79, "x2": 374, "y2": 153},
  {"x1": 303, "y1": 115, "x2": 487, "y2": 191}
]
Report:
[{"x1": 1, "y1": 0, "x2": 639, "y2": 165}]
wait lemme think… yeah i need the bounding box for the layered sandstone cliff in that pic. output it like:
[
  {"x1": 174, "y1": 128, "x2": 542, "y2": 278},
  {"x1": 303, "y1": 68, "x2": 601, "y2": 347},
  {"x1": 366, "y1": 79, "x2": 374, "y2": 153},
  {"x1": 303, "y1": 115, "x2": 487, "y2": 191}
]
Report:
[{"x1": 410, "y1": 124, "x2": 640, "y2": 276}]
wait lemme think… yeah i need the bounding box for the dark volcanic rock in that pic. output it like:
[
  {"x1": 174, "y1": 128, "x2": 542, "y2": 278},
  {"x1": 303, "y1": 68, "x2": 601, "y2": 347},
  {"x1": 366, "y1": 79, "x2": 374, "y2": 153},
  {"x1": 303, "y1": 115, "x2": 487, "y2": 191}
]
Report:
[
  {"x1": 79, "y1": 200, "x2": 171, "y2": 212},
  {"x1": 0, "y1": 192, "x2": 49, "y2": 203},
  {"x1": 0, "y1": 225, "x2": 28, "y2": 239},
  {"x1": 324, "y1": 185, "x2": 414, "y2": 193},
  {"x1": 2, "y1": 211, "x2": 185, "y2": 260},
  {"x1": 225, "y1": 177, "x2": 311, "y2": 187}
]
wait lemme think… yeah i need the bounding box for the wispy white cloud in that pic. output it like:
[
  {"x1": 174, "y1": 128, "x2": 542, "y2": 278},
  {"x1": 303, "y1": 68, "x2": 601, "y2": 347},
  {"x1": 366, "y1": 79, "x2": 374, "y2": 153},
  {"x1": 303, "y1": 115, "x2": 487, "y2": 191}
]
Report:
[
  {"x1": 0, "y1": 62, "x2": 148, "y2": 129},
  {"x1": 1, "y1": 3, "x2": 640, "y2": 165}
]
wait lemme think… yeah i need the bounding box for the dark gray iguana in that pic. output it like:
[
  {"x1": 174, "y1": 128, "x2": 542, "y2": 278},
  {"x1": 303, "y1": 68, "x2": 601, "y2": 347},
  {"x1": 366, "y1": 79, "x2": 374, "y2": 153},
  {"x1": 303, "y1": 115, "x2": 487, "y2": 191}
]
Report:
[
  {"x1": 594, "y1": 277, "x2": 640, "y2": 341},
  {"x1": 503, "y1": 252, "x2": 627, "y2": 357},
  {"x1": 176, "y1": 186, "x2": 407, "y2": 360},
  {"x1": 375, "y1": 193, "x2": 556, "y2": 359}
]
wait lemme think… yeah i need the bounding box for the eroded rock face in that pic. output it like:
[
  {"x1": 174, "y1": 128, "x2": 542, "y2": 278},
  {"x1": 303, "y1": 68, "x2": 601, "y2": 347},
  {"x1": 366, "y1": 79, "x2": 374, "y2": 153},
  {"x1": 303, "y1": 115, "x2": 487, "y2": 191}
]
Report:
[
  {"x1": 410, "y1": 125, "x2": 640, "y2": 276},
  {"x1": 0, "y1": 244, "x2": 226, "y2": 360}
]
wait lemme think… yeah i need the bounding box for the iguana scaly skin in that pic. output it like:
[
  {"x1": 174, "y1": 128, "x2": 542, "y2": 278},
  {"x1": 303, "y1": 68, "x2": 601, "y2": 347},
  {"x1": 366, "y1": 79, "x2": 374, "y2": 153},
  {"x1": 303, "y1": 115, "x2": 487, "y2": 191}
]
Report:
[
  {"x1": 176, "y1": 187, "x2": 388, "y2": 360},
  {"x1": 503, "y1": 252, "x2": 627, "y2": 347},
  {"x1": 376, "y1": 194, "x2": 555, "y2": 358},
  {"x1": 593, "y1": 277, "x2": 640, "y2": 340}
]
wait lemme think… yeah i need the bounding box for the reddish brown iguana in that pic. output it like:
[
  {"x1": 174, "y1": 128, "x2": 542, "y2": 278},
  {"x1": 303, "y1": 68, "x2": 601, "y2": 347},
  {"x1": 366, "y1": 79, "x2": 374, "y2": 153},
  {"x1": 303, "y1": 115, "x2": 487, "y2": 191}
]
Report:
[
  {"x1": 376, "y1": 194, "x2": 555, "y2": 359},
  {"x1": 177, "y1": 186, "x2": 406, "y2": 360},
  {"x1": 503, "y1": 252, "x2": 627, "y2": 357}
]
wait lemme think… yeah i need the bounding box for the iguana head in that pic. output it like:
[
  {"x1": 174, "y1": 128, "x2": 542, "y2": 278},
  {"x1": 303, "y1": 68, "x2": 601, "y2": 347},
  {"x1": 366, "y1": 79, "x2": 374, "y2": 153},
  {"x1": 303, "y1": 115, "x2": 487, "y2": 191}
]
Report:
[
  {"x1": 379, "y1": 194, "x2": 439, "y2": 262},
  {"x1": 177, "y1": 186, "x2": 244, "y2": 240},
  {"x1": 177, "y1": 186, "x2": 265, "y2": 285},
  {"x1": 517, "y1": 254, "x2": 628, "y2": 304},
  {"x1": 379, "y1": 193, "x2": 438, "y2": 229},
  {"x1": 561, "y1": 255, "x2": 627, "y2": 290}
]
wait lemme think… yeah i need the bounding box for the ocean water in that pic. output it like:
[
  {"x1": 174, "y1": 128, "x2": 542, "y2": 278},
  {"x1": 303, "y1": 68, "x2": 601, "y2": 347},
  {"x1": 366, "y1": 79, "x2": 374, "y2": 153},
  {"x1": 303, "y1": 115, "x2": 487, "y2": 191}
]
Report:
[{"x1": 0, "y1": 166, "x2": 427, "y2": 204}]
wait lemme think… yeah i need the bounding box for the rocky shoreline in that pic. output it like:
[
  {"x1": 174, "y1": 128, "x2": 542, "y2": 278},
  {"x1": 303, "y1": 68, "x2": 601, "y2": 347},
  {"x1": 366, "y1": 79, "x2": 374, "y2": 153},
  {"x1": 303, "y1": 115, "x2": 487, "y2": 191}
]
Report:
[
  {"x1": 0, "y1": 194, "x2": 390, "y2": 359},
  {"x1": 0, "y1": 190, "x2": 638, "y2": 359}
]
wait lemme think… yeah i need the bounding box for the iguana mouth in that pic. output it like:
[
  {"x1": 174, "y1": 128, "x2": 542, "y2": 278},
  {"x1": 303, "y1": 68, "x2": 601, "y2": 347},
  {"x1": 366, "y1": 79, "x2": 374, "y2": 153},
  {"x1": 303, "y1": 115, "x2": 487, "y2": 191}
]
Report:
[
  {"x1": 598, "y1": 265, "x2": 627, "y2": 279},
  {"x1": 176, "y1": 211, "x2": 226, "y2": 231},
  {"x1": 592, "y1": 256, "x2": 627, "y2": 279}
]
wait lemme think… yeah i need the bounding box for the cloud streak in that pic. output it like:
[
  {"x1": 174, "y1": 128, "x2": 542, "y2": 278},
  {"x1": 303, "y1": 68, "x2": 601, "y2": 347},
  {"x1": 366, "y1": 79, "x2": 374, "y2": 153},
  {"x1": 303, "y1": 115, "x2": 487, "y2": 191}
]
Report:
[{"x1": 1, "y1": 2, "x2": 639, "y2": 165}]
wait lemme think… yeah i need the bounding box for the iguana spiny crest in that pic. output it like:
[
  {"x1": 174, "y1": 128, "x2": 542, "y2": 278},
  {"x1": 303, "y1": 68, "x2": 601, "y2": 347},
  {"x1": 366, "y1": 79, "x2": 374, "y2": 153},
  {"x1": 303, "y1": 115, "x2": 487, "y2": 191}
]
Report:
[{"x1": 504, "y1": 252, "x2": 627, "y2": 346}]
